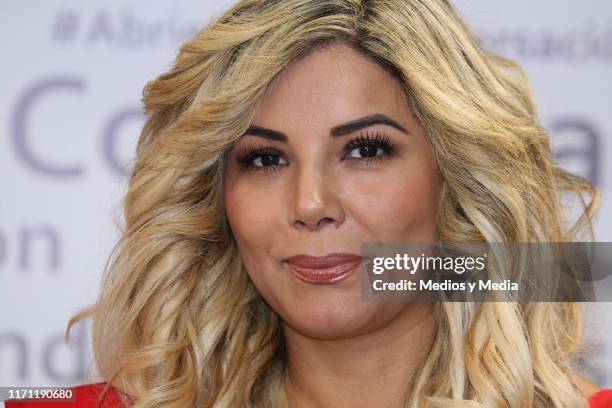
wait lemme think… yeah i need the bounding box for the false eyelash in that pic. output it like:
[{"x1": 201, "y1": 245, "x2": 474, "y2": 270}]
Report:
[
  {"x1": 235, "y1": 144, "x2": 285, "y2": 173},
  {"x1": 343, "y1": 129, "x2": 394, "y2": 157},
  {"x1": 235, "y1": 129, "x2": 396, "y2": 173}
]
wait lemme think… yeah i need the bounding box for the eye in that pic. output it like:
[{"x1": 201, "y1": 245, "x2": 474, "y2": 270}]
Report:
[
  {"x1": 236, "y1": 145, "x2": 288, "y2": 173},
  {"x1": 344, "y1": 130, "x2": 395, "y2": 163},
  {"x1": 235, "y1": 130, "x2": 396, "y2": 173},
  {"x1": 348, "y1": 145, "x2": 384, "y2": 159}
]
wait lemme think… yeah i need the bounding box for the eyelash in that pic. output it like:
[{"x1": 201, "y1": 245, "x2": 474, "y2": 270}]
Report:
[{"x1": 235, "y1": 130, "x2": 395, "y2": 174}]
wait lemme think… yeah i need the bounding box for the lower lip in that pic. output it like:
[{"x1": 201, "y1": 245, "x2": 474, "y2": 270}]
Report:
[{"x1": 286, "y1": 259, "x2": 362, "y2": 284}]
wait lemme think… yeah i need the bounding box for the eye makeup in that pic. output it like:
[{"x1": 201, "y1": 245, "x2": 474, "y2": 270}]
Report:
[{"x1": 234, "y1": 129, "x2": 397, "y2": 174}]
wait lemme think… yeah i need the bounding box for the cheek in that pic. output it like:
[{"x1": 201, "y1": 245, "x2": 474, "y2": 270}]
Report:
[
  {"x1": 223, "y1": 177, "x2": 289, "y2": 315},
  {"x1": 223, "y1": 176, "x2": 284, "y2": 278},
  {"x1": 224, "y1": 183, "x2": 270, "y2": 250},
  {"x1": 346, "y1": 157, "x2": 441, "y2": 240},
  {"x1": 391, "y1": 164, "x2": 440, "y2": 217}
]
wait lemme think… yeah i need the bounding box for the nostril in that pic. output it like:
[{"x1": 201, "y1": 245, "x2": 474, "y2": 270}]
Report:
[{"x1": 317, "y1": 217, "x2": 336, "y2": 228}]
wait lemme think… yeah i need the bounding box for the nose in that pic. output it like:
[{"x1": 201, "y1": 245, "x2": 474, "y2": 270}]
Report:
[{"x1": 289, "y1": 165, "x2": 344, "y2": 231}]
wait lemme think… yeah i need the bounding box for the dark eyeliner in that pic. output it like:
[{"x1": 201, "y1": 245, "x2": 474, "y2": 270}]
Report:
[
  {"x1": 343, "y1": 129, "x2": 395, "y2": 160},
  {"x1": 236, "y1": 144, "x2": 286, "y2": 173},
  {"x1": 235, "y1": 129, "x2": 395, "y2": 173}
]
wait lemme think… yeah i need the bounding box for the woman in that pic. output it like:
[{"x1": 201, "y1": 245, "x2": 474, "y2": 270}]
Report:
[{"x1": 6, "y1": 0, "x2": 610, "y2": 407}]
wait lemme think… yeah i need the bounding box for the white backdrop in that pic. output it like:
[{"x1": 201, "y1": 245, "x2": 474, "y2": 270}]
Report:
[{"x1": 1, "y1": 0, "x2": 610, "y2": 390}]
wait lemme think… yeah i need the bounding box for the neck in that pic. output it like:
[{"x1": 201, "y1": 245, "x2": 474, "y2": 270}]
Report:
[{"x1": 283, "y1": 303, "x2": 435, "y2": 408}]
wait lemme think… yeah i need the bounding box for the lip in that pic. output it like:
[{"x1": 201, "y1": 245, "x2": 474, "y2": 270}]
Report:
[{"x1": 284, "y1": 253, "x2": 363, "y2": 284}]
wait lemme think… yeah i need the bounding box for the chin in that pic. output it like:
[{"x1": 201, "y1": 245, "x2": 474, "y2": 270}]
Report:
[{"x1": 281, "y1": 299, "x2": 380, "y2": 340}]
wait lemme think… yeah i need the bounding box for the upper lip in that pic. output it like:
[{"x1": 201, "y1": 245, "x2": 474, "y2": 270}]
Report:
[{"x1": 285, "y1": 253, "x2": 363, "y2": 268}]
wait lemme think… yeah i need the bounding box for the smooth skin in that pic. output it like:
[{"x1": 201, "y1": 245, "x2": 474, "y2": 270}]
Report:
[
  {"x1": 223, "y1": 42, "x2": 440, "y2": 407},
  {"x1": 222, "y1": 42, "x2": 601, "y2": 407}
]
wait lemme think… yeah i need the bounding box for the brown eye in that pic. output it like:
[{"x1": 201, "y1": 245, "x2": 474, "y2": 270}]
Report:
[
  {"x1": 348, "y1": 144, "x2": 384, "y2": 158},
  {"x1": 236, "y1": 146, "x2": 288, "y2": 173},
  {"x1": 343, "y1": 130, "x2": 395, "y2": 163},
  {"x1": 252, "y1": 152, "x2": 288, "y2": 168}
]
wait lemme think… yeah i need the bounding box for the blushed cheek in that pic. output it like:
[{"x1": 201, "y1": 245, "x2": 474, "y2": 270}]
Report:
[
  {"x1": 395, "y1": 186, "x2": 437, "y2": 237},
  {"x1": 223, "y1": 185, "x2": 282, "y2": 307},
  {"x1": 392, "y1": 171, "x2": 441, "y2": 239},
  {"x1": 224, "y1": 182, "x2": 279, "y2": 270},
  {"x1": 355, "y1": 167, "x2": 440, "y2": 241},
  {"x1": 225, "y1": 192, "x2": 259, "y2": 252}
]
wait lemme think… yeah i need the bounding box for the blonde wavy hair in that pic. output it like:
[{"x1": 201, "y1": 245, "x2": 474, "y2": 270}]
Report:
[{"x1": 66, "y1": 0, "x2": 601, "y2": 407}]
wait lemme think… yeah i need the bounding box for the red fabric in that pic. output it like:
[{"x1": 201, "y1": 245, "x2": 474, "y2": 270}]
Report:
[
  {"x1": 4, "y1": 383, "x2": 612, "y2": 407},
  {"x1": 590, "y1": 389, "x2": 612, "y2": 408},
  {"x1": 3, "y1": 382, "x2": 131, "y2": 408}
]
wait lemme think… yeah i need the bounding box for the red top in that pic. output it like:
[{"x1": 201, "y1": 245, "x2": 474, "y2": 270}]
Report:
[
  {"x1": 591, "y1": 389, "x2": 612, "y2": 408},
  {"x1": 3, "y1": 382, "x2": 612, "y2": 407}
]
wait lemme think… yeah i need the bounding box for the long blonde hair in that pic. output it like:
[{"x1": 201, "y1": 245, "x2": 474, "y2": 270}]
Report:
[{"x1": 66, "y1": 0, "x2": 601, "y2": 406}]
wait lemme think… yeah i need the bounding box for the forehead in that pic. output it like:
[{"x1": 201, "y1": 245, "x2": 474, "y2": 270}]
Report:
[{"x1": 253, "y1": 43, "x2": 411, "y2": 127}]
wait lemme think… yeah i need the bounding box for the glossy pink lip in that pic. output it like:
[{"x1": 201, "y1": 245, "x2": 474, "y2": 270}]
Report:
[{"x1": 284, "y1": 253, "x2": 363, "y2": 284}]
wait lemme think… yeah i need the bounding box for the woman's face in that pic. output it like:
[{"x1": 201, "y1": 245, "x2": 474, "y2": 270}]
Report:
[{"x1": 223, "y1": 42, "x2": 442, "y2": 339}]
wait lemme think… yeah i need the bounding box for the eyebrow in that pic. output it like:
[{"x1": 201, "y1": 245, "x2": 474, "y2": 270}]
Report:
[{"x1": 241, "y1": 113, "x2": 408, "y2": 142}]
